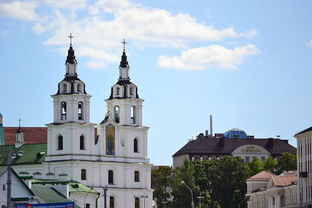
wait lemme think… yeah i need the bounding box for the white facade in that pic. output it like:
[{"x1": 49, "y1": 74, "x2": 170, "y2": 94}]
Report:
[
  {"x1": 232, "y1": 144, "x2": 270, "y2": 163},
  {"x1": 295, "y1": 129, "x2": 312, "y2": 207},
  {"x1": 12, "y1": 44, "x2": 153, "y2": 208}
]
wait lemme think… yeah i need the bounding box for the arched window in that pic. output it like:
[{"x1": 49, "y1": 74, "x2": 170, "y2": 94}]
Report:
[
  {"x1": 108, "y1": 170, "x2": 114, "y2": 184},
  {"x1": 135, "y1": 197, "x2": 140, "y2": 208},
  {"x1": 77, "y1": 84, "x2": 81, "y2": 93},
  {"x1": 81, "y1": 169, "x2": 86, "y2": 180},
  {"x1": 57, "y1": 135, "x2": 63, "y2": 150},
  {"x1": 134, "y1": 171, "x2": 140, "y2": 182},
  {"x1": 116, "y1": 87, "x2": 120, "y2": 95},
  {"x1": 61, "y1": 102, "x2": 67, "y2": 120},
  {"x1": 131, "y1": 106, "x2": 136, "y2": 124},
  {"x1": 80, "y1": 135, "x2": 85, "y2": 150},
  {"x1": 78, "y1": 102, "x2": 83, "y2": 120},
  {"x1": 134, "y1": 138, "x2": 138, "y2": 153},
  {"x1": 62, "y1": 83, "x2": 67, "y2": 93},
  {"x1": 114, "y1": 106, "x2": 120, "y2": 123},
  {"x1": 110, "y1": 196, "x2": 115, "y2": 208},
  {"x1": 130, "y1": 87, "x2": 133, "y2": 95}
]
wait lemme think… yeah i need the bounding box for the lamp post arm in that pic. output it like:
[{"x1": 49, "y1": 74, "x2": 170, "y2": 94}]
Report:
[{"x1": 181, "y1": 182, "x2": 194, "y2": 208}]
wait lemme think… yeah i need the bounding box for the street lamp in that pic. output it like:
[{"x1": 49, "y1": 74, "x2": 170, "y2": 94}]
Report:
[
  {"x1": 7, "y1": 150, "x2": 24, "y2": 208},
  {"x1": 181, "y1": 181, "x2": 194, "y2": 208}
]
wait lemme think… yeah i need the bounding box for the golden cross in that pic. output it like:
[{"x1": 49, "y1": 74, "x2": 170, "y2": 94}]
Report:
[
  {"x1": 121, "y1": 39, "x2": 127, "y2": 51},
  {"x1": 68, "y1": 33, "x2": 74, "y2": 45}
]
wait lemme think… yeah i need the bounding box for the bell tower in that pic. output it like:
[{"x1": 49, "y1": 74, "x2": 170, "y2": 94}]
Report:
[{"x1": 46, "y1": 34, "x2": 95, "y2": 163}]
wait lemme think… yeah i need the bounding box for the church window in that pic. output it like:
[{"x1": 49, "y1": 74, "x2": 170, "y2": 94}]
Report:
[
  {"x1": 81, "y1": 169, "x2": 86, "y2": 180},
  {"x1": 62, "y1": 83, "x2": 67, "y2": 93},
  {"x1": 108, "y1": 170, "x2": 114, "y2": 184},
  {"x1": 78, "y1": 102, "x2": 83, "y2": 120},
  {"x1": 77, "y1": 84, "x2": 81, "y2": 93},
  {"x1": 135, "y1": 197, "x2": 140, "y2": 208},
  {"x1": 106, "y1": 125, "x2": 115, "y2": 155},
  {"x1": 110, "y1": 196, "x2": 115, "y2": 208},
  {"x1": 114, "y1": 106, "x2": 120, "y2": 123},
  {"x1": 130, "y1": 87, "x2": 133, "y2": 95},
  {"x1": 134, "y1": 171, "x2": 140, "y2": 182},
  {"x1": 116, "y1": 87, "x2": 120, "y2": 95},
  {"x1": 61, "y1": 102, "x2": 67, "y2": 120},
  {"x1": 134, "y1": 138, "x2": 138, "y2": 153},
  {"x1": 85, "y1": 204, "x2": 90, "y2": 208},
  {"x1": 80, "y1": 135, "x2": 85, "y2": 150},
  {"x1": 57, "y1": 135, "x2": 63, "y2": 150},
  {"x1": 131, "y1": 106, "x2": 136, "y2": 124}
]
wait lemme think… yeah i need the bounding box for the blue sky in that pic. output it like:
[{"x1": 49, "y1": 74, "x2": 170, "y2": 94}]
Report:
[{"x1": 1, "y1": 0, "x2": 312, "y2": 165}]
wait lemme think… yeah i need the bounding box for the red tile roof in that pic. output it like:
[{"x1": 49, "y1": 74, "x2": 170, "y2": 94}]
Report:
[
  {"x1": 4, "y1": 127, "x2": 47, "y2": 145},
  {"x1": 249, "y1": 171, "x2": 276, "y2": 180},
  {"x1": 271, "y1": 175, "x2": 297, "y2": 187}
]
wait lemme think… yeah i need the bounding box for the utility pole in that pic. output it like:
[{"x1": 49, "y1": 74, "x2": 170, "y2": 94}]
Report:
[{"x1": 103, "y1": 185, "x2": 108, "y2": 208}]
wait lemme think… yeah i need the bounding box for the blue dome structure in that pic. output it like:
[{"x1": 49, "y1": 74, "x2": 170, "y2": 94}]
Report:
[{"x1": 224, "y1": 128, "x2": 248, "y2": 139}]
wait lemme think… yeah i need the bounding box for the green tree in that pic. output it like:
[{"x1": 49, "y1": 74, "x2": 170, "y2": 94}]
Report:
[
  {"x1": 171, "y1": 159, "x2": 200, "y2": 208},
  {"x1": 247, "y1": 157, "x2": 264, "y2": 177},
  {"x1": 263, "y1": 156, "x2": 277, "y2": 173},
  {"x1": 275, "y1": 152, "x2": 297, "y2": 174},
  {"x1": 151, "y1": 166, "x2": 173, "y2": 207},
  {"x1": 213, "y1": 156, "x2": 249, "y2": 208}
]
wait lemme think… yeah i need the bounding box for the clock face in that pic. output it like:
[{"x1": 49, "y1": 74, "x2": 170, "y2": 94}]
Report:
[{"x1": 106, "y1": 124, "x2": 115, "y2": 155}]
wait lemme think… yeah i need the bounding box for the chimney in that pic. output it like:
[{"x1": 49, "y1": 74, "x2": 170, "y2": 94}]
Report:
[
  {"x1": 205, "y1": 130, "x2": 209, "y2": 137},
  {"x1": 210, "y1": 115, "x2": 213, "y2": 137}
]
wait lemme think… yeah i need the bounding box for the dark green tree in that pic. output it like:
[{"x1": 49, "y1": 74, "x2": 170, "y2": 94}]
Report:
[
  {"x1": 213, "y1": 156, "x2": 249, "y2": 208},
  {"x1": 151, "y1": 166, "x2": 173, "y2": 207},
  {"x1": 275, "y1": 152, "x2": 297, "y2": 174},
  {"x1": 263, "y1": 156, "x2": 277, "y2": 173},
  {"x1": 170, "y1": 159, "x2": 200, "y2": 208},
  {"x1": 247, "y1": 157, "x2": 264, "y2": 177}
]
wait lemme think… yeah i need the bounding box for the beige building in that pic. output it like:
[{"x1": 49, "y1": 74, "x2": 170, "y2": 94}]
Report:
[
  {"x1": 294, "y1": 127, "x2": 312, "y2": 207},
  {"x1": 246, "y1": 171, "x2": 298, "y2": 208}
]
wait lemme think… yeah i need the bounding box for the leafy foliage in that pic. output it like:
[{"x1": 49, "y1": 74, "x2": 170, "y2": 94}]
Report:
[{"x1": 151, "y1": 154, "x2": 297, "y2": 208}]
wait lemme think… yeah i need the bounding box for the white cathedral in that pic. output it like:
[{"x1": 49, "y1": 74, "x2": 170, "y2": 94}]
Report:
[{"x1": 6, "y1": 39, "x2": 153, "y2": 208}]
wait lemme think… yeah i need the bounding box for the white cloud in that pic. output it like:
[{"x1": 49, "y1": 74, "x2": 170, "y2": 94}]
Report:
[
  {"x1": 0, "y1": 0, "x2": 258, "y2": 70},
  {"x1": 157, "y1": 44, "x2": 260, "y2": 70},
  {"x1": 0, "y1": 1, "x2": 38, "y2": 21},
  {"x1": 44, "y1": 0, "x2": 87, "y2": 10},
  {"x1": 307, "y1": 40, "x2": 312, "y2": 48}
]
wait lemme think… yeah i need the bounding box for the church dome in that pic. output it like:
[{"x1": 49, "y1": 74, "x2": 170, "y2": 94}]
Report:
[{"x1": 224, "y1": 128, "x2": 248, "y2": 139}]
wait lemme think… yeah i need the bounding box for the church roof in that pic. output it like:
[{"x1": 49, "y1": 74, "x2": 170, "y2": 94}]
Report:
[
  {"x1": 3, "y1": 127, "x2": 47, "y2": 145},
  {"x1": 31, "y1": 185, "x2": 74, "y2": 204},
  {"x1": 172, "y1": 135, "x2": 296, "y2": 157},
  {"x1": 0, "y1": 143, "x2": 47, "y2": 166}
]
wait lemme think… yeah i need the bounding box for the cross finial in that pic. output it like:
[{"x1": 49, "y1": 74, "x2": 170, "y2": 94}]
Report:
[
  {"x1": 121, "y1": 39, "x2": 127, "y2": 51},
  {"x1": 68, "y1": 33, "x2": 74, "y2": 45}
]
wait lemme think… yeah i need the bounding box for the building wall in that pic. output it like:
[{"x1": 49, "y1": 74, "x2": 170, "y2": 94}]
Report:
[{"x1": 295, "y1": 131, "x2": 312, "y2": 205}]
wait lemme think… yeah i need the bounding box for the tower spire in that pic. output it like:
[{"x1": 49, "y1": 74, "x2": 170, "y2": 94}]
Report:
[
  {"x1": 66, "y1": 33, "x2": 77, "y2": 65},
  {"x1": 119, "y1": 39, "x2": 128, "y2": 68}
]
